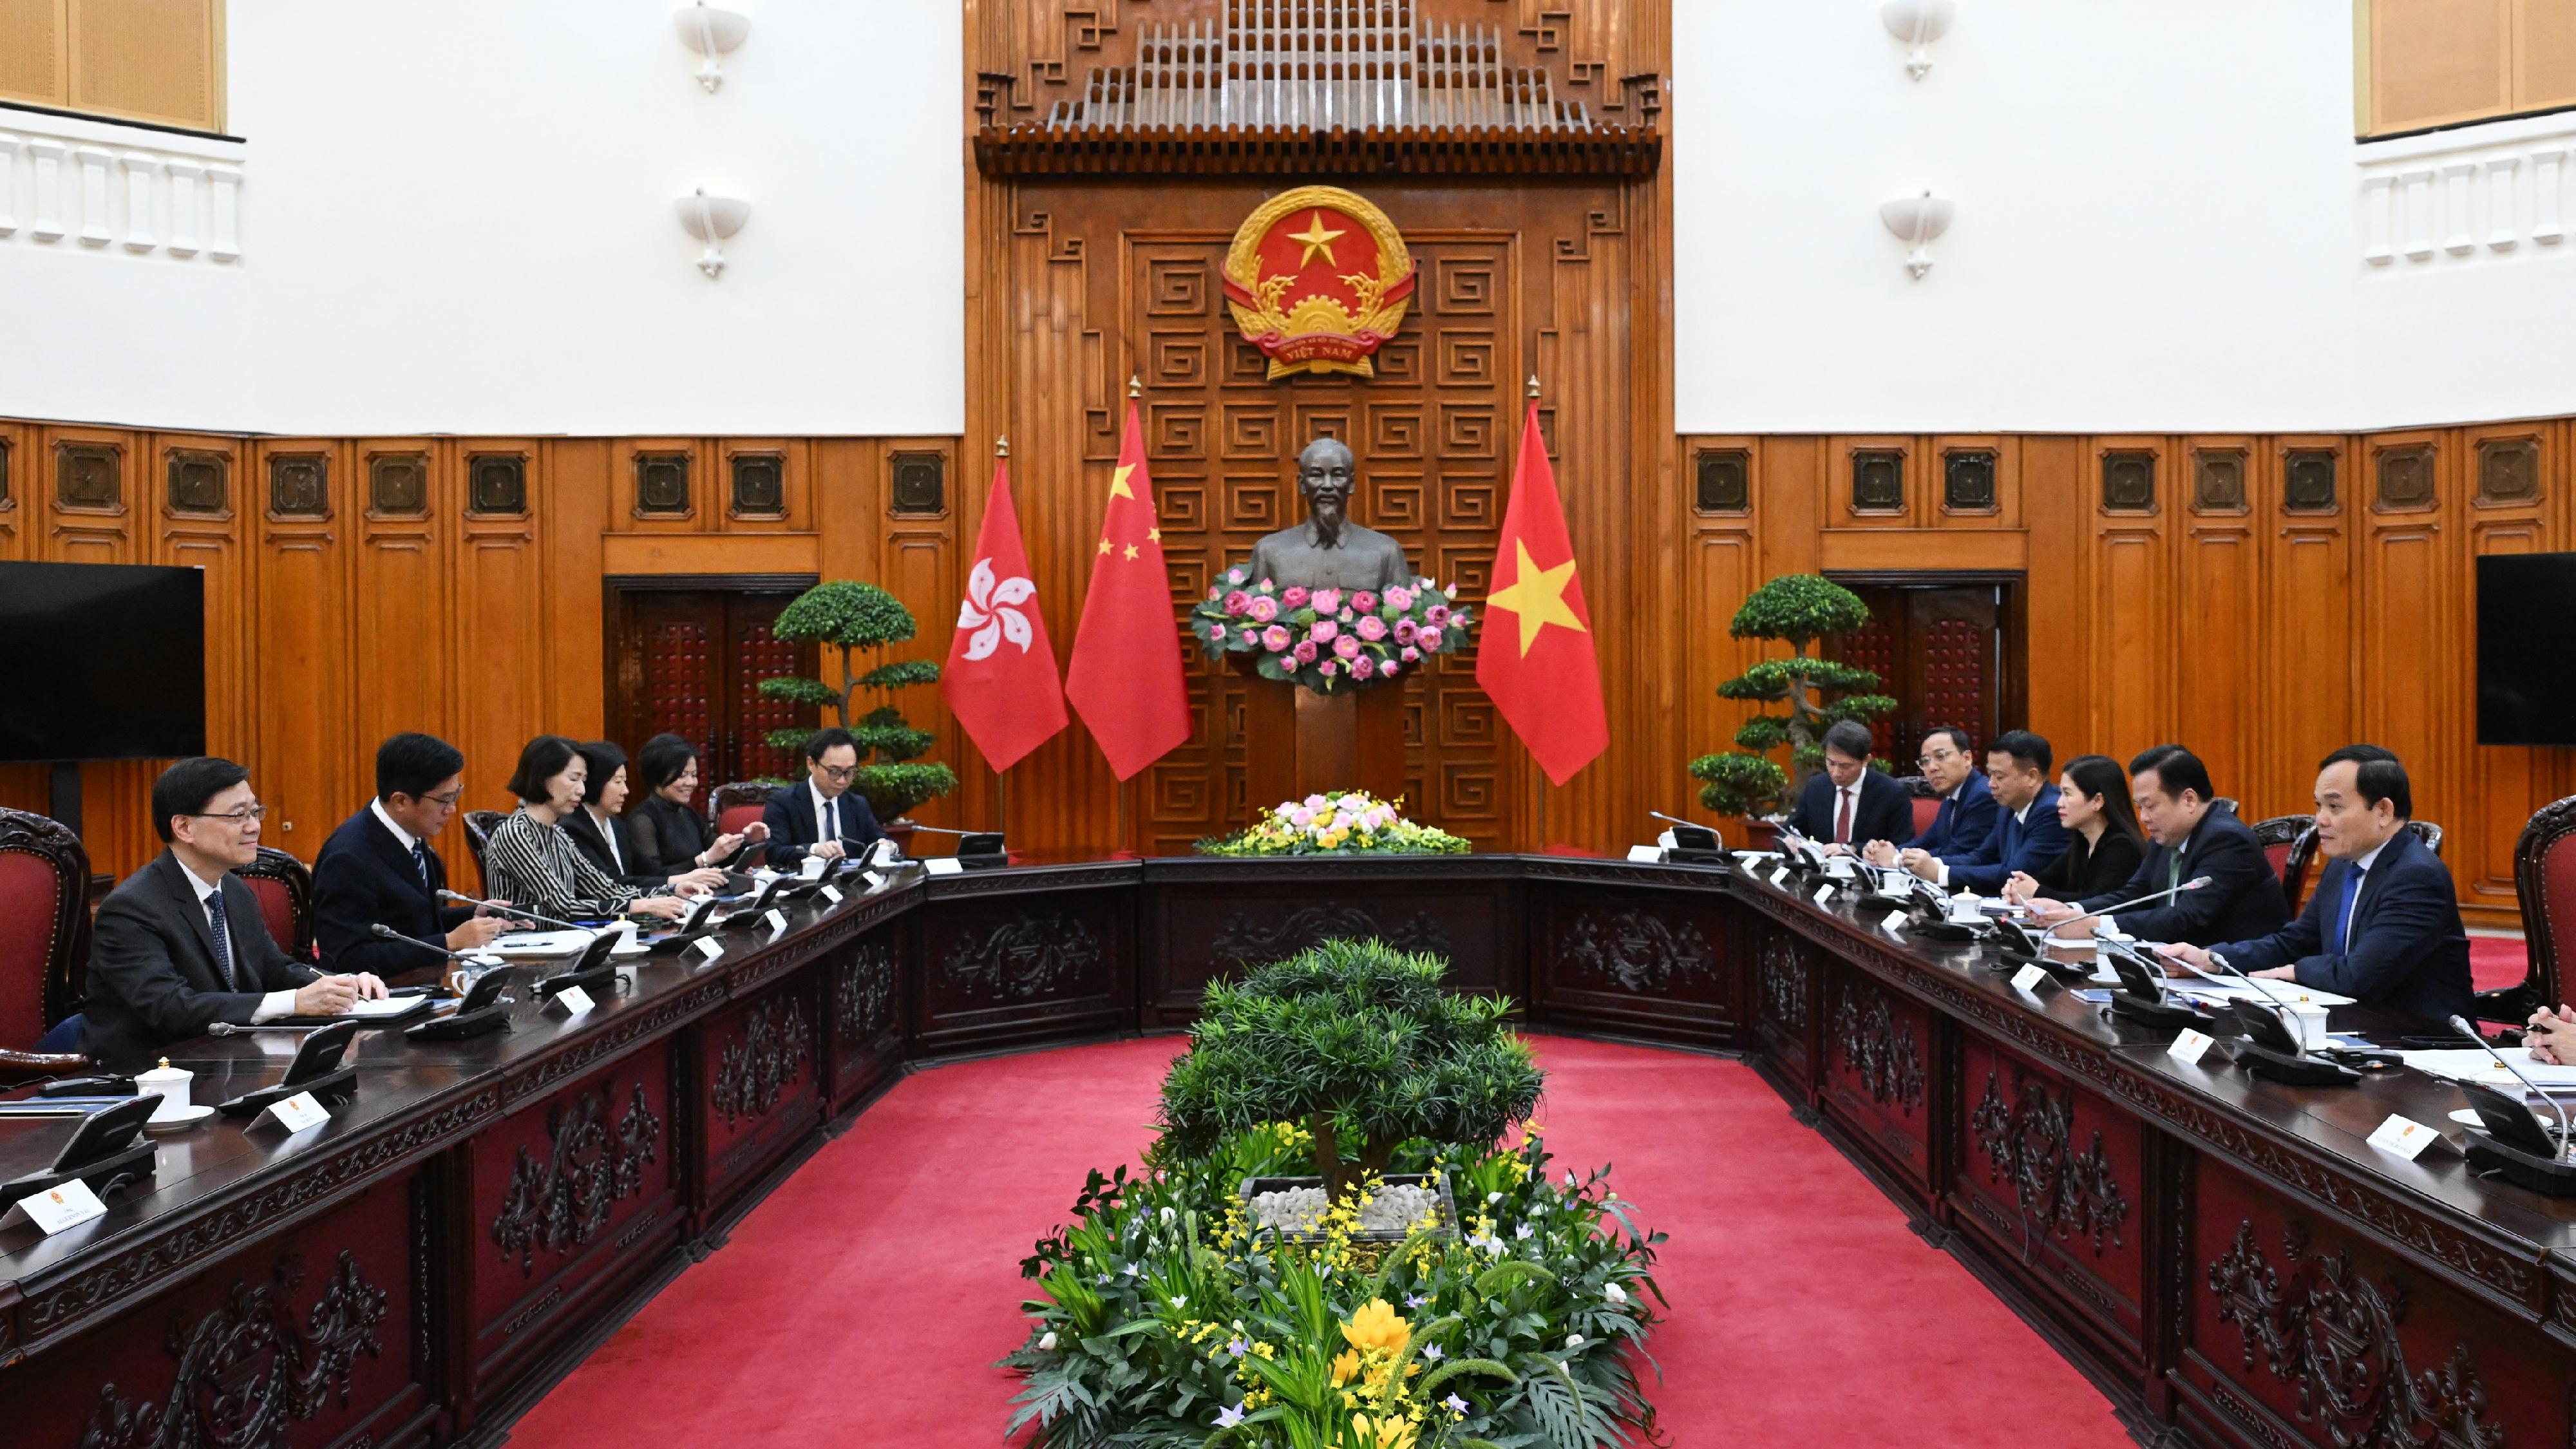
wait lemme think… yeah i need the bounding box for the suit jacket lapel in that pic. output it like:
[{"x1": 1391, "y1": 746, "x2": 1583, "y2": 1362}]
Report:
[
  {"x1": 365, "y1": 810, "x2": 433, "y2": 900},
  {"x1": 153, "y1": 853, "x2": 225, "y2": 987},
  {"x1": 2350, "y1": 831, "x2": 2407, "y2": 931}
]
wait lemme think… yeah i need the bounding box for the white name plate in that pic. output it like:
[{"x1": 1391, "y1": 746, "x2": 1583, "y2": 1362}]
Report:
[
  {"x1": 762, "y1": 909, "x2": 788, "y2": 936},
  {"x1": 2166, "y1": 1028, "x2": 2216, "y2": 1066},
  {"x1": 1880, "y1": 911, "x2": 1907, "y2": 940},
  {"x1": 1624, "y1": 845, "x2": 1663, "y2": 864},
  {"x1": 2010, "y1": 963, "x2": 2050, "y2": 994},
  {"x1": 923, "y1": 857, "x2": 964, "y2": 876},
  {"x1": 820, "y1": 885, "x2": 845, "y2": 905},
  {"x1": 261, "y1": 1090, "x2": 332, "y2": 1135},
  {"x1": 0, "y1": 1178, "x2": 108, "y2": 1234},
  {"x1": 546, "y1": 984, "x2": 596, "y2": 1018},
  {"x1": 690, "y1": 936, "x2": 724, "y2": 963},
  {"x1": 2367, "y1": 1113, "x2": 2439, "y2": 1160},
  {"x1": 1811, "y1": 884, "x2": 1835, "y2": 905}
]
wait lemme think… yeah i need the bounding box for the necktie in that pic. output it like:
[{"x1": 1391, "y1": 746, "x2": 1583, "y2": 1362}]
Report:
[
  {"x1": 2167, "y1": 848, "x2": 2183, "y2": 895},
  {"x1": 1834, "y1": 788, "x2": 1853, "y2": 845},
  {"x1": 412, "y1": 840, "x2": 431, "y2": 891},
  {"x1": 207, "y1": 887, "x2": 238, "y2": 990},
  {"x1": 2337, "y1": 866, "x2": 2365, "y2": 954},
  {"x1": 824, "y1": 795, "x2": 839, "y2": 846}
]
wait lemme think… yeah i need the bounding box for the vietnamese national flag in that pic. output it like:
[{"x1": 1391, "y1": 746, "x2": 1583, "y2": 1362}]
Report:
[
  {"x1": 1064, "y1": 403, "x2": 1193, "y2": 779},
  {"x1": 1475, "y1": 402, "x2": 1608, "y2": 786},
  {"x1": 942, "y1": 459, "x2": 1068, "y2": 772}
]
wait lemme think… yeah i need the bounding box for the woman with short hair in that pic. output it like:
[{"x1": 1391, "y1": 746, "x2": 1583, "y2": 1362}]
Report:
[
  {"x1": 481, "y1": 734, "x2": 692, "y2": 922},
  {"x1": 629, "y1": 732, "x2": 768, "y2": 877}
]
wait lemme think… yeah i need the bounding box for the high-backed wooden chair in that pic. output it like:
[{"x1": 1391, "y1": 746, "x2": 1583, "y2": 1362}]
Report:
[
  {"x1": 710, "y1": 781, "x2": 773, "y2": 840},
  {"x1": 1895, "y1": 775, "x2": 1942, "y2": 838},
  {"x1": 0, "y1": 808, "x2": 94, "y2": 1077},
  {"x1": 2404, "y1": 819, "x2": 2445, "y2": 857},
  {"x1": 2251, "y1": 815, "x2": 2312, "y2": 913},
  {"x1": 462, "y1": 810, "x2": 507, "y2": 897},
  {"x1": 234, "y1": 846, "x2": 318, "y2": 963},
  {"x1": 2497, "y1": 797, "x2": 2576, "y2": 1024}
]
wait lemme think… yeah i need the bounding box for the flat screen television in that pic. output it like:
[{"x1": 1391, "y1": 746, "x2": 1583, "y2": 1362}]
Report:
[
  {"x1": 0, "y1": 562, "x2": 205, "y2": 761},
  {"x1": 2477, "y1": 552, "x2": 2576, "y2": 746}
]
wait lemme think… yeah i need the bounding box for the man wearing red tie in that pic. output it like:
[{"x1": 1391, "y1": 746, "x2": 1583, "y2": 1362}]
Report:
[{"x1": 1783, "y1": 721, "x2": 1911, "y2": 855}]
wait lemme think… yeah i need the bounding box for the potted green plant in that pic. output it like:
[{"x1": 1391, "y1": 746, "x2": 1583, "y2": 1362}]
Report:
[
  {"x1": 1157, "y1": 938, "x2": 1543, "y2": 1202},
  {"x1": 1687, "y1": 574, "x2": 1895, "y2": 840},
  {"x1": 756, "y1": 580, "x2": 958, "y2": 849}
]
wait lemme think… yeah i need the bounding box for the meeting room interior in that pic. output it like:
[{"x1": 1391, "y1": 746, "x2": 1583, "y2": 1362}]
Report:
[{"x1": 8, "y1": 3, "x2": 2576, "y2": 1446}]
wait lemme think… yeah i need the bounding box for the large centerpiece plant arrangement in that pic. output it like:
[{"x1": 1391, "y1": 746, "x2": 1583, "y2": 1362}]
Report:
[
  {"x1": 1001, "y1": 941, "x2": 1666, "y2": 1449},
  {"x1": 754, "y1": 580, "x2": 958, "y2": 822},
  {"x1": 1685, "y1": 573, "x2": 1896, "y2": 819},
  {"x1": 1191, "y1": 568, "x2": 1473, "y2": 696},
  {"x1": 1198, "y1": 791, "x2": 1471, "y2": 858}
]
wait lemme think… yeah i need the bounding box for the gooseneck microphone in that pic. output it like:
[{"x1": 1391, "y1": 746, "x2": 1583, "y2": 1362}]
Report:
[
  {"x1": 2043, "y1": 876, "x2": 2211, "y2": 937},
  {"x1": 2452, "y1": 1013, "x2": 2573, "y2": 1161},
  {"x1": 437, "y1": 890, "x2": 591, "y2": 935},
  {"x1": 2202, "y1": 949, "x2": 2302, "y2": 1035},
  {"x1": 371, "y1": 923, "x2": 495, "y2": 963}
]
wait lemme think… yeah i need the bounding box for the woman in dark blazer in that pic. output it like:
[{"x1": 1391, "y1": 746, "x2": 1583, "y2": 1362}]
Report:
[
  {"x1": 2006, "y1": 753, "x2": 2148, "y2": 904},
  {"x1": 628, "y1": 732, "x2": 768, "y2": 877},
  {"x1": 564, "y1": 740, "x2": 728, "y2": 893}
]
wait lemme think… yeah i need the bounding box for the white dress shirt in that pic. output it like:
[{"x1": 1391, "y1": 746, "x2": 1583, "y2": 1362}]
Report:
[
  {"x1": 1933, "y1": 797, "x2": 2036, "y2": 888},
  {"x1": 811, "y1": 782, "x2": 842, "y2": 846},
  {"x1": 370, "y1": 797, "x2": 421, "y2": 853},
  {"x1": 176, "y1": 857, "x2": 299, "y2": 1023},
  {"x1": 587, "y1": 806, "x2": 625, "y2": 873}
]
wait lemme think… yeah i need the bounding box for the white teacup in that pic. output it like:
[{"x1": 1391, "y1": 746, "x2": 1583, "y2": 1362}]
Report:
[{"x1": 135, "y1": 1060, "x2": 193, "y2": 1122}]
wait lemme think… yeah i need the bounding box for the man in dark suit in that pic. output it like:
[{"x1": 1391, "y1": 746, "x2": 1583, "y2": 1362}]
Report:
[
  {"x1": 1783, "y1": 720, "x2": 1911, "y2": 853},
  {"x1": 2030, "y1": 744, "x2": 2289, "y2": 947},
  {"x1": 2161, "y1": 746, "x2": 2471, "y2": 1025},
  {"x1": 1908, "y1": 730, "x2": 2072, "y2": 894},
  {"x1": 312, "y1": 733, "x2": 519, "y2": 980},
  {"x1": 760, "y1": 726, "x2": 884, "y2": 871},
  {"x1": 1864, "y1": 725, "x2": 1995, "y2": 867},
  {"x1": 85, "y1": 757, "x2": 388, "y2": 1070}
]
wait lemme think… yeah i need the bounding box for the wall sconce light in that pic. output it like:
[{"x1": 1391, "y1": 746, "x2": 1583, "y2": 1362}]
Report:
[
  {"x1": 676, "y1": 186, "x2": 750, "y2": 278},
  {"x1": 1879, "y1": 190, "x2": 1953, "y2": 279},
  {"x1": 1880, "y1": 0, "x2": 1955, "y2": 80},
  {"x1": 674, "y1": 2, "x2": 752, "y2": 92}
]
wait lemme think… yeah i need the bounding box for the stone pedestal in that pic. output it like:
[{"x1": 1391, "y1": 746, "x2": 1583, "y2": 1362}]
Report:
[{"x1": 1231, "y1": 654, "x2": 1406, "y2": 815}]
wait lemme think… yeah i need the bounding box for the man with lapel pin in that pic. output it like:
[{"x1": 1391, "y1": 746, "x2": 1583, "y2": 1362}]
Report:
[
  {"x1": 2158, "y1": 745, "x2": 2470, "y2": 1025},
  {"x1": 312, "y1": 732, "x2": 522, "y2": 980},
  {"x1": 82, "y1": 757, "x2": 386, "y2": 1070},
  {"x1": 1895, "y1": 730, "x2": 2071, "y2": 895},
  {"x1": 1862, "y1": 725, "x2": 1995, "y2": 870},
  {"x1": 760, "y1": 726, "x2": 884, "y2": 872}
]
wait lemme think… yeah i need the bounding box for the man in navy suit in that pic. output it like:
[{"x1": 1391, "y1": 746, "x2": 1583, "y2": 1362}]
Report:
[
  {"x1": 1864, "y1": 726, "x2": 1995, "y2": 868},
  {"x1": 1783, "y1": 721, "x2": 1911, "y2": 853},
  {"x1": 2161, "y1": 746, "x2": 2470, "y2": 1025},
  {"x1": 1906, "y1": 729, "x2": 2071, "y2": 894},
  {"x1": 761, "y1": 726, "x2": 885, "y2": 871},
  {"x1": 2031, "y1": 744, "x2": 2289, "y2": 947},
  {"x1": 312, "y1": 733, "x2": 521, "y2": 980}
]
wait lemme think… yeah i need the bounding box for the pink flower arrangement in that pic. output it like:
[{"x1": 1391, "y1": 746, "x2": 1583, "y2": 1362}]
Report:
[
  {"x1": 1332, "y1": 635, "x2": 1360, "y2": 661},
  {"x1": 1262, "y1": 624, "x2": 1293, "y2": 652},
  {"x1": 1188, "y1": 571, "x2": 1471, "y2": 694},
  {"x1": 1247, "y1": 596, "x2": 1280, "y2": 623},
  {"x1": 1281, "y1": 585, "x2": 1311, "y2": 609},
  {"x1": 1356, "y1": 616, "x2": 1388, "y2": 642},
  {"x1": 1222, "y1": 590, "x2": 1252, "y2": 616},
  {"x1": 1425, "y1": 603, "x2": 1452, "y2": 627},
  {"x1": 1417, "y1": 627, "x2": 1444, "y2": 651},
  {"x1": 1293, "y1": 639, "x2": 1319, "y2": 664},
  {"x1": 1383, "y1": 586, "x2": 1414, "y2": 612},
  {"x1": 1352, "y1": 591, "x2": 1379, "y2": 613},
  {"x1": 1401, "y1": 645, "x2": 1421, "y2": 663},
  {"x1": 1311, "y1": 587, "x2": 1342, "y2": 614},
  {"x1": 1394, "y1": 618, "x2": 1419, "y2": 644},
  {"x1": 1311, "y1": 619, "x2": 1339, "y2": 643},
  {"x1": 1318, "y1": 659, "x2": 1339, "y2": 677},
  {"x1": 1350, "y1": 654, "x2": 1377, "y2": 679}
]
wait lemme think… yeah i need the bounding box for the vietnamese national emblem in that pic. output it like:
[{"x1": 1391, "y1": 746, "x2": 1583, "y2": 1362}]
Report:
[{"x1": 1221, "y1": 185, "x2": 1417, "y2": 381}]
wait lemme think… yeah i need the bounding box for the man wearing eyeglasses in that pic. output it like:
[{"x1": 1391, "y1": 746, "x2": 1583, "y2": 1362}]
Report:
[
  {"x1": 82, "y1": 757, "x2": 388, "y2": 1070},
  {"x1": 1861, "y1": 726, "x2": 1997, "y2": 873},
  {"x1": 759, "y1": 726, "x2": 884, "y2": 872},
  {"x1": 312, "y1": 732, "x2": 525, "y2": 980}
]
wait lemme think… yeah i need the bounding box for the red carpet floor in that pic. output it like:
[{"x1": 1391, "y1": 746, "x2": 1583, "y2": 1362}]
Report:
[{"x1": 510, "y1": 1036, "x2": 2127, "y2": 1447}]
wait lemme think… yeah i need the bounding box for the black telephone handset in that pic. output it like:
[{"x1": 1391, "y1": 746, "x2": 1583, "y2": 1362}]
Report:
[
  {"x1": 538, "y1": 933, "x2": 620, "y2": 999},
  {"x1": 218, "y1": 1018, "x2": 363, "y2": 1118},
  {"x1": 0, "y1": 1095, "x2": 160, "y2": 1209},
  {"x1": 406, "y1": 967, "x2": 516, "y2": 1043}
]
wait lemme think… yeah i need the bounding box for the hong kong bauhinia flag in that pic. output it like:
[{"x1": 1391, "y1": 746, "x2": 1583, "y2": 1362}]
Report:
[
  {"x1": 1475, "y1": 401, "x2": 1608, "y2": 785},
  {"x1": 1064, "y1": 403, "x2": 1193, "y2": 779},
  {"x1": 942, "y1": 459, "x2": 1068, "y2": 772}
]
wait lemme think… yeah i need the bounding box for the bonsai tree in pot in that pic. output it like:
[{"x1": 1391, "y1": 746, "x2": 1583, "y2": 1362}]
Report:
[
  {"x1": 757, "y1": 580, "x2": 958, "y2": 832},
  {"x1": 1158, "y1": 938, "x2": 1543, "y2": 1200},
  {"x1": 1687, "y1": 573, "x2": 1896, "y2": 822}
]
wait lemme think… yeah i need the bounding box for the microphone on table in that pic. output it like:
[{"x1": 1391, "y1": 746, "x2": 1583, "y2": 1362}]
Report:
[
  {"x1": 2044, "y1": 876, "x2": 2211, "y2": 937},
  {"x1": 1644, "y1": 810, "x2": 1724, "y2": 859},
  {"x1": 2199, "y1": 949, "x2": 2363, "y2": 1085},
  {"x1": 2452, "y1": 1013, "x2": 2574, "y2": 1161},
  {"x1": 209, "y1": 1021, "x2": 316, "y2": 1035},
  {"x1": 371, "y1": 922, "x2": 501, "y2": 964},
  {"x1": 437, "y1": 890, "x2": 591, "y2": 935}
]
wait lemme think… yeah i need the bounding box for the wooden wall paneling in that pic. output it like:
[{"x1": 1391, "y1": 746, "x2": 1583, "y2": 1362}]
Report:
[
  {"x1": 350, "y1": 438, "x2": 451, "y2": 838},
  {"x1": 2020, "y1": 437, "x2": 2088, "y2": 752},
  {"x1": 717, "y1": 437, "x2": 808, "y2": 532},
  {"x1": 43, "y1": 422, "x2": 150, "y2": 878},
  {"x1": 2355, "y1": 428, "x2": 2460, "y2": 873},
  {"x1": 149, "y1": 430, "x2": 249, "y2": 777},
  {"x1": 1931, "y1": 434, "x2": 2019, "y2": 529},
  {"x1": 2259, "y1": 435, "x2": 2355, "y2": 831},
  {"x1": 0, "y1": 420, "x2": 35, "y2": 826},
  {"x1": 2084, "y1": 436, "x2": 2177, "y2": 759},
  {"x1": 879, "y1": 438, "x2": 961, "y2": 832},
  {"x1": 1828, "y1": 435, "x2": 1917, "y2": 532},
  {"x1": 250, "y1": 437, "x2": 352, "y2": 861},
  {"x1": 2177, "y1": 435, "x2": 2263, "y2": 814},
  {"x1": 1681, "y1": 435, "x2": 1759, "y2": 830},
  {"x1": 2456, "y1": 419, "x2": 2557, "y2": 919},
  {"x1": 450, "y1": 440, "x2": 545, "y2": 816},
  {"x1": 544, "y1": 439, "x2": 610, "y2": 746},
  {"x1": 610, "y1": 437, "x2": 710, "y2": 535}
]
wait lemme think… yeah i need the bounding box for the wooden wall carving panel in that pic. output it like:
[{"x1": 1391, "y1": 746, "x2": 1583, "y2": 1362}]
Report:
[
  {"x1": 911, "y1": 891, "x2": 1133, "y2": 1055},
  {"x1": 1818, "y1": 962, "x2": 1933, "y2": 1197},
  {"x1": 1148, "y1": 873, "x2": 1511, "y2": 1026},
  {"x1": 1529, "y1": 882, "x2": 1736, "y2": 1047}
]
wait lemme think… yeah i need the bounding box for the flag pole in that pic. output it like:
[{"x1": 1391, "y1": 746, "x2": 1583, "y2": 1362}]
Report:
[
  {"x1": 1526, "y1": 373, "x2": 1544, "y2": 855},
  {"x1": 992, "y1": 432, "x2": 1012, "y2": 846}
]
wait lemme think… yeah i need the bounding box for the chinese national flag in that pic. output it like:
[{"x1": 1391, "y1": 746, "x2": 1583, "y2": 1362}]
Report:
[
  {"x1": 1064, "y1": 403, "x2": 1193, "y2": 780},
  {"x1": 1475, "y1": 402, "x2": 1608, "y2": 786},
  {"x1": 942, "y1": 459, "x2": 1068, "y2": 772}
]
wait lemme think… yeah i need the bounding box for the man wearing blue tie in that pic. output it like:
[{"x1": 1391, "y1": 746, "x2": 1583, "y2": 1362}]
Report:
[
  {"x1": 2159, "y1": 746, "x2": 2471, "y2": 1026},
  {"x1": 1897, "y1": 730, "x2": 2070, "y2": 894},
  {"x1": 1863, "y1": 726, "x2": 1996, "y2": 870}
]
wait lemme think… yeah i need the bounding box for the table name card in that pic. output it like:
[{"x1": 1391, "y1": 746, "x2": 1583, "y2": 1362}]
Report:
[
  {"x1": 763, "y1": 909, "x2": 788, "y2": 936},
  {"x1": 546, "y1": 984, "x2": 596, "y2": 1018},
  {"x1": 2010, "y1": 963, "x2": 2050, "y2": 994},
  {"x1": 2167, "y1": 1028, "x2": 2216, "y2": 1066},
  {"x1": 0, "y1": 1178, "x2": 107, "y2": 1235},
  {"x1": 260, "y1": 1091, "x2": 332, "y2": 1135},
  {"x1": 691, "y1": 937, "x2": 724, "y2": 963},
  {"x1": 2367, "y1": 1113, "x2": 2439, "y2": 1160}
]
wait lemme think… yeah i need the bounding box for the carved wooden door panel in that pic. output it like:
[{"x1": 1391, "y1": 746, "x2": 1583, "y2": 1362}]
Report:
[
  {"x1": 1130, "y1": 237, "x2": 1513, "y2": 853},
  {"x1": 1833, "y1": 583, "x2": 2014, "y2": 762},
  {"x1": 609, "y1": 588, "x2": 816, "y2": 786}
]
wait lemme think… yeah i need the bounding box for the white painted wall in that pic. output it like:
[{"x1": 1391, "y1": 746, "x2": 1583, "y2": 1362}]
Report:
[{"x1": 1672, "y1": 0, "x2": 2576, "y2": 433}]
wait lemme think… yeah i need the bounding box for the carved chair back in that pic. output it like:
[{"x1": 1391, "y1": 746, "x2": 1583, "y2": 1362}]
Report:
[
  {"x1": 462, "y1": 810, "x2": 507, "y2": 898},
  {"x1": 2404, "y1": 819, "x2": 2444, "y2": 857},
  {"x1": 0, "y1": 808, "x2": 93, "y2": 1048},
  {"x1": 2251, "y1": 815, "x2": 2312, "y2": 914},
  {"x1": 2510, "y1": 797, "x2": 2576, "y2": 1019},
  {"x1": 710, "y1": 781, "x2": 773, "y2": 840},
  {"x1": 233, "y1": 846, "x2": 318, "y2": 963}
]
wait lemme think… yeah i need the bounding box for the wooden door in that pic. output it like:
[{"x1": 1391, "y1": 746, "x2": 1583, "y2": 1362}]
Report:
[
  {"x1": 1830, "y1": 580, "x2": 2024, "y2": 765},
  {"x1": 1130, "y1": 237, "x2": 1515, "y2": 851},
  {"x1": 608, "y1": 585, "x2": 818, "y2": 788}
]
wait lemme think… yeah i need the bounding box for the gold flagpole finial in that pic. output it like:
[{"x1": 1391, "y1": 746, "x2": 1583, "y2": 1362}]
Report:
[
  {"x1": 1526, "y1": 374, "x2": 1541, "y2": 400},
  {"x1": 994, "y1": 435, "x2": 1010, "y2": 459},
  {"x1": 1128, "y1": 374, "x2": 1143, "y2": 399}
]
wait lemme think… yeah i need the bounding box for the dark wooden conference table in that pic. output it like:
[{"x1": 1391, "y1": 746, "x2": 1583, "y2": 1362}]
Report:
[{"x1": 2, "y1": 849, "x2": 2570, "y2": 1449}]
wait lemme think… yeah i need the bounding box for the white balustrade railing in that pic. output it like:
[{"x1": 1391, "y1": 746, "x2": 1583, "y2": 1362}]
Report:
[
  {"x1": 2356, "y1": 112, "x2": 2575, "y2": 270},
  {"x1": 0, "y1": 109, "x2": 245, "y2": 263}
]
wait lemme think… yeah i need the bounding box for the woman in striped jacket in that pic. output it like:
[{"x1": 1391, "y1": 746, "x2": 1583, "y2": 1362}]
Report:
[{"x1": 482, "y1": 735, "x2": 696, "y2": 922}]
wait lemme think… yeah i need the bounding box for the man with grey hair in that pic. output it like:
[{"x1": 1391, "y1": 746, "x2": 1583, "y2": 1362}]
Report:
[
  {"x1": 1245, "y1": 436, "x2": 1413, "y2": 592},
  {"x1": 1783, "y1": 719, "x2": 1910, "y2": 853}
]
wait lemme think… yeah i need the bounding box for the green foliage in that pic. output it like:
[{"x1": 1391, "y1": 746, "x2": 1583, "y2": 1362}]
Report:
[
  {"x1": 1159, "y1": 940, "x2": 1543, "y2": 1199},
  {"x1": 1690, "y1": 573, "x2": 1895, "y2": 820},
  {"x1": 746, "y1": 579, "x2": 954, "y2": 820}
]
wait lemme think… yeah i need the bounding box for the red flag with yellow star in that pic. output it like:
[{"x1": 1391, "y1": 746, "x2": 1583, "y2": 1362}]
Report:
[
  {"x1": 1476, "y1": 401, "x2": 1607, "y2": 785},
  {"x1": 1065, "y1": 402, "x2": 1193, "y2": 780}
]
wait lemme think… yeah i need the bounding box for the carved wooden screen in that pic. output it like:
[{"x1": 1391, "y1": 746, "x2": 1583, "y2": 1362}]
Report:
[
  {"x1": 1130, "y1": 236, "x2": 1513, "y2": 853},
  {"x1": 610, "y1": 588, "x2": 817, "y2": 788}
]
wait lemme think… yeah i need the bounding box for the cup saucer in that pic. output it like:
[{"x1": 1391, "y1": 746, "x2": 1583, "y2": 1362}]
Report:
[{"x1": 142, "y1": 1104, "x2": 215, "y2": 1133}]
